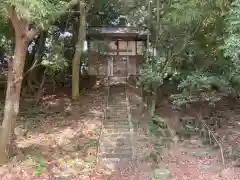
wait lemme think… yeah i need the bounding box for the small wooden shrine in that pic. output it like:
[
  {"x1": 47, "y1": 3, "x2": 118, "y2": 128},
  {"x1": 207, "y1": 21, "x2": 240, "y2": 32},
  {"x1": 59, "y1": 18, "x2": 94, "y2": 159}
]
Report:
[{"x1": 87, "y1": 27, "x2": 147, "y2": 78}]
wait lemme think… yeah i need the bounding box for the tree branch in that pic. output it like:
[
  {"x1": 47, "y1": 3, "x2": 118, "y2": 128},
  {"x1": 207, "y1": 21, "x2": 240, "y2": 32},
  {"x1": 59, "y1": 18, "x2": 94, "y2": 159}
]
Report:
[
  {"x1": 60, "y1": 0, "x2": 79, "y2": 14},
  {"x1": 9, "y1": 0, "x2": 79, "y2": 41},
  {"x1": 171, "y1": 19, "x2": 203, "y2": 58},
  {"x1": 43, "y1": 0, "x2": 80, "y2": 31},
  {"x1": 204, "y1": 124, "x2": 225, "y2": 165}
]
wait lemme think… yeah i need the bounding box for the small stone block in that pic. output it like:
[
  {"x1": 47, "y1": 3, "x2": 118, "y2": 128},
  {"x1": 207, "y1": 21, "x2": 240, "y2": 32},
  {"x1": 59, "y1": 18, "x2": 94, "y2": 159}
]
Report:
[{"x1": 150, "y1": 168, "x2": 171, "y2": 180}]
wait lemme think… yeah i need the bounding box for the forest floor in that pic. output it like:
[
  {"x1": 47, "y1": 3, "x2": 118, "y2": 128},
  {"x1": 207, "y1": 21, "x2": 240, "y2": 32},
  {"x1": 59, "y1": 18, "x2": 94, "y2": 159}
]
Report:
[
  {"x1": 153, "y1": 96, "x2": 240, "y2": 180},
  {"x1": 0, "y1": 84, "x2": 240, "y2": 179},
  {"x1": 0, "y1": 86, "x2": 104, "y2": 180}
]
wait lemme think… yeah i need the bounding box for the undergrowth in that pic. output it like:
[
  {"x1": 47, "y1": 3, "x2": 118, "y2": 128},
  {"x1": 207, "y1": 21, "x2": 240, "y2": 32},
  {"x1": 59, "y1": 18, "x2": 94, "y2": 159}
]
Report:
[
  {"x1": 147, "y1": 115, "x2": 173, "y2": 165},
  {"x1": 146, "y1": 113, "x2": 225, "y2": 165}
]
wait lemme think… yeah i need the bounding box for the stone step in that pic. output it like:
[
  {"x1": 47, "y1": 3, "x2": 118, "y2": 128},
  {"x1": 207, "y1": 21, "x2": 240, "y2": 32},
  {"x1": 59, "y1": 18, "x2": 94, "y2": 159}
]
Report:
[
  {"x1": 98, "y1": 158, "x2": 133, "y2": 172},
  {"x1": 107, "y1": 100, "x2": 127, "y2": 104},
  {"x1": 101, "y1": 134, "x2": 131, "y2": 140},
  {"x1": 107, "y1": 103, "x2": 127, "y2": 106},
  {"x1": 107, "y1": 105, "x2": 128, "y2": 109},
  {"x1": 100, "y1": 141, "x2": 132, "y2": 148},
  {"x1": 102, "y1": 135, "x2": 131, "y2": 143},
  {"x1": 102, "y1": 129, "x2": 130, "y2": 134},
  {"x1": 99, "y1": 151, "x2": 132, "y2": 156},
  {"x1": 107, "y1": 97, "x2": 127, "y2": 101},
  {"x1": 101, "y1": 131, "x2": 131, "y2": 136},
  {"x1": 105, "y1": 119, "x2": 129, "y2": 124},
  {"x1": 103, "y1": 121, "x2": 129, "y2": 125},
  {"x1": 102, "y1": 124, "x2": 130, "y2": 129},
  {"x1": 107, "y1": 110, "x2": 128, "y2": 114},
  {"x1": 107, "y1": 108, "x2": 128, "y2": 111},
  {"x1": 106, "y1": 106, "x2": 127, "y2": 112},
  {"x1": 97, "y1": 163, "x2": 133, "y2": 176},
  {"x1": 102, "y1": 127, "x2": 130, "y2": 132},
  {"x1": 100, "y1": 137, "x2": 131, "y2": 144},
  {"x1": 107, "y1": 98, "x2": 127, "y2": 103},
  {"x1": 98, "y1": 152, "x2": 132, "y2": 159},
  {"x1": 98, "y1": 157, "x2": 132, "y2": 165},
  {"x1": 99, "y1": 145, "x2": 133, "y2": 153},
  {"x1": 102, "y1": 132, "x2": 131, "y2": 138},
  {"x1": 107, "y1": 104, "x2": 127, "y2": 108},
  {"x1": 104, "y1": 118, "x2": 129, "y2": 122},
  {"x1": 102, "y1": 129, "x2": 130, "y2": 133},
  {"x1": 106, "y1": 110, "x2": 128, "y2": 115},
  {"x1": 106, "y1": 116, "x2": 128, "y2": 120},
  {"x1": 100, "y1": 136, "x2": 131, "y2": 144},
  {"x1": 100, "y1": 137, "x2": 132, "y2": 144}
]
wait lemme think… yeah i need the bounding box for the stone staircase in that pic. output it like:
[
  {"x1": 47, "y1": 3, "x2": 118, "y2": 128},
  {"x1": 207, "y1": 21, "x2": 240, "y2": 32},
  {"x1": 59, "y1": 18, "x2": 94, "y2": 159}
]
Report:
[{"x1": 97, "y1": 85, "x2": 135, "y2": 175}]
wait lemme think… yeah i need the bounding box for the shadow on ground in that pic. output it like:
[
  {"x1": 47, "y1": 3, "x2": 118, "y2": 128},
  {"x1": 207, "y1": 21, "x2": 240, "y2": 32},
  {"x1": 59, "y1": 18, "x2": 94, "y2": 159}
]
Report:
[{"x1": 0, "y1": 86, "x2": 105, "y2": 180}]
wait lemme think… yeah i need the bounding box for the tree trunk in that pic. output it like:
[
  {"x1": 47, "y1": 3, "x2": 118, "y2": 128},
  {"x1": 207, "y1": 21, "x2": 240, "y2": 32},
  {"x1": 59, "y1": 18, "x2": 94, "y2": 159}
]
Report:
[
  {"x1": 72, "y1": 2, "x2": 86, "y2": 100},
  {"x1": 149, "y1": 88, "x2": 157, "y2": 117},
  {"x1": 0, "y1": 35, "x2": 28, "y2": 163},
  {"x1": 35, "y1": 70, "x2": 47, "y2": 105},
  {"x1": 27, "y1": 31, "x2": 47, "y2": 94},
  {"x1": 0, "y1": 7, "x2": 29, "y2": 164}
]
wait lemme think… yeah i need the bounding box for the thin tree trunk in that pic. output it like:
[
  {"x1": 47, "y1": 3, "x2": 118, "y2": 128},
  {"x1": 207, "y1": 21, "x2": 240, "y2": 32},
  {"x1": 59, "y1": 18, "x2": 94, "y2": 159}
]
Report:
[
  {"x1": 27, "y1": 31, "x2": 47, "y2": 94},
  {"x1": 149, "y1": 87, "x2": 157, "y2": 117},
  {"x1": 72, "y1": 1, "x2": 86, "y2": 100},
  {"x1": 35, "y1": 69, "x2": 47, "y2": 105}
]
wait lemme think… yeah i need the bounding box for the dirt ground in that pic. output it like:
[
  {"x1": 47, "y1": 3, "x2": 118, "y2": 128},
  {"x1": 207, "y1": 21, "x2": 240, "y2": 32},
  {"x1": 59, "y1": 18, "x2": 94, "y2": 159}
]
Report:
[
  {"x1": 159, "y1": 140, "x2": 240, "y2": 180},
  {"x1": 154, "y1": 96, "x2": 240, "y2": 180},
  {"x1": 0, "y1": 85, "x2": 240, "y2": 179},
  {"x1": 91, "y1": 90, "x2": 240, "y2": 180},
  {"x1": 0, "y1": 87, "x2": 104, "y2": 180}
]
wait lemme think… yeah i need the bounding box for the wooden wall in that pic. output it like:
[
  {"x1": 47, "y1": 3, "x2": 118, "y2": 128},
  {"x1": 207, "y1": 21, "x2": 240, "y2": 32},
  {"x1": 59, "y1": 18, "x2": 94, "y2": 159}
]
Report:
[
  {"x1": 88, "y1": 55, "x2": 144, "y2": 76},
  {"x1": 88, "y1": 39, "x2": 145, "y2": 77}
]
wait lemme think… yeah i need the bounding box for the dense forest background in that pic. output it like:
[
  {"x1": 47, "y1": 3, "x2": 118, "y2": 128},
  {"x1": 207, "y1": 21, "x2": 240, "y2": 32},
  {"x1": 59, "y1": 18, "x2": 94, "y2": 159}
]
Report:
[{"x1": 1, "y1": 0, "x2": 240, "y2": 179}]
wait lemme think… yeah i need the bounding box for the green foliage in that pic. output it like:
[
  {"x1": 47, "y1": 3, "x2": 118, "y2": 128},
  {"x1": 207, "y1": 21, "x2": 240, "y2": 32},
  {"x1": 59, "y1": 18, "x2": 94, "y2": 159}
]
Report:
[
  {"x1": 147, "y1": 115, "x2": 173, "y2": 164},
  {"x1": 148, "y1": 115, "x2": 170, "y2": 138},
  {"x1": 83, "y1": 140, "x2": 98, "y2": 150},
  {"x1": 41, "y1": 29, "x2": 69, "y2": 72},
  {"x1": 138, "y1": 51, "x2": 165, "y2": 92},
  {"x1": 178, "y1": 72, "x2": 230, "y2": 92},
  {"x1": 224, "y1": 0, "x2": 240, "y2": 72},
  {"x1": 35, "y1": 159, "x2": 46, "y2": 177},
  {"x1": 171, "y1": 72, "x2": 230, "y2": 106},
  {"x1": 42, "y1": 42, "x2": 68, "y2": 72},
  {"x1": 1, "y1": 0, "x2": 66, "y2": 29},
  {"x1": 88, "y1": 0, "x2": 124, "y2": 26},
  {"x1": 1, "y1": 0, "x2": 239, "y2": 108},
  {"x1": 135, "y1": 0, "x2": 240, "y2": 106},
  {"x1": 171, "y1": 92, "x2": 221, "y2": 107},
  {"x1": 163, "y1": 0, "x2": 205, "y2": 26}
]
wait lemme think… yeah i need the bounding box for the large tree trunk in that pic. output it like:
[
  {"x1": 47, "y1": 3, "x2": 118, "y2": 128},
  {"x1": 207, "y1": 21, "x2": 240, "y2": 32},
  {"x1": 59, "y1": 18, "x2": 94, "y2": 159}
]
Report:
[
  {"x1": 72, "y1": 1, "x2": 86, "y2": 100},
  {"x1": 0, "y1": 35, "x2": 28, "y2": 163},
  {"x1": 0, "y1": 7, "x2": 29, "y2": 164}
]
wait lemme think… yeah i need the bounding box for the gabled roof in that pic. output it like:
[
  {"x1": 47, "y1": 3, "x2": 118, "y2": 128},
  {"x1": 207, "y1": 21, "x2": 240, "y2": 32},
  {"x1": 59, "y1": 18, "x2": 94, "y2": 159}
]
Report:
[{"x1": 87, "y1": 27, "x2": 147, "y2": 40}]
